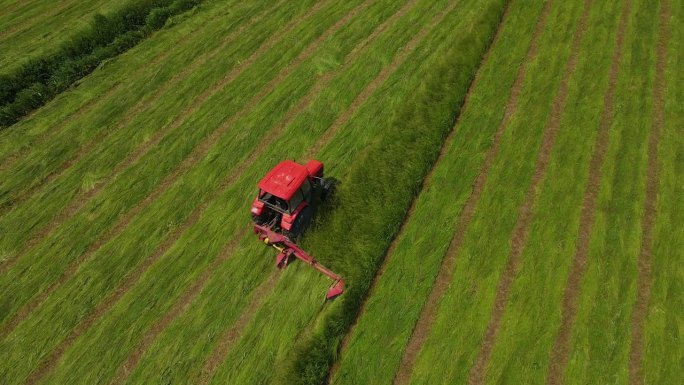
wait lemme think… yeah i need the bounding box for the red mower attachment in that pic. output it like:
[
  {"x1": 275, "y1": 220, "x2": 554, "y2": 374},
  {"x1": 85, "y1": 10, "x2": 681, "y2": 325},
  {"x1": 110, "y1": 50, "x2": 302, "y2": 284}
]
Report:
[
  {"x1": 250, "y1": 160, "x2": 343, "y2": 300},
  {"x1": 254, "y1": 224, "x2": 344, "y2": 299}
]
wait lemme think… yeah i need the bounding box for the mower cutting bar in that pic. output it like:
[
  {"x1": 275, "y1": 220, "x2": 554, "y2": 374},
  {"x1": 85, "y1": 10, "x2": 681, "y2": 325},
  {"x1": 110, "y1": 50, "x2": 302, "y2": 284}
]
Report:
[{"x1": 253, "y1": 224, "x2": 345, "y2": 299}]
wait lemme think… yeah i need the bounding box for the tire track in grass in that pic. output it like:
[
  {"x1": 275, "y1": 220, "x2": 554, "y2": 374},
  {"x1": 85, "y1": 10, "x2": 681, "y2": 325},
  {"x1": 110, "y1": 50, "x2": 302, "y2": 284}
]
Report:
[
  {"x1": 21, "y1": 2, "x2": 373, "y2": 384},
  {"x1": 194, "y1": 3, "x2": 466, "y2": 383},
  {"x1": 0, "y1": 0, "x2": 325, "y2": 330},
  {"x1": 390, "y1": 1, "x2": 556, "y2": 384},
  {"x1": 465, "y1": 0, "x2": 593, "y2": 379},
  {"x1": 108, "y1": 1, "x2": 432, "y2": 382},
  {"x1": 543, "y1": 1, "x2": 631, "y2": 384},
  {"x1": 0, "y1": 0, "x2": 263, "y2": 174},
  {"x1": 326, "y1": 0, "x2": 514, "y2": 380},
  {"x1": 627, "y1": 1, "x2": 669, "y2": 384},
  {"x1": 0, "y1": 0, "x2": 296, "y2": 336},
  {"x1": 0, "y1": 0, "x2": 287, "y2": 267}
]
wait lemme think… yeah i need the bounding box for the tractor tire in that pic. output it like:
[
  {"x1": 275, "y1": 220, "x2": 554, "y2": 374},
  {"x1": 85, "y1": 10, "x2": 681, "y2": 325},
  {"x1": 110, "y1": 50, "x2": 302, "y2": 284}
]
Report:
[
  {"x1": 286, "y1": 206, "x2": 313, "y2": 239},
  {"x1": 320, "y1": 178, "x2": 336, "y2": 202}
]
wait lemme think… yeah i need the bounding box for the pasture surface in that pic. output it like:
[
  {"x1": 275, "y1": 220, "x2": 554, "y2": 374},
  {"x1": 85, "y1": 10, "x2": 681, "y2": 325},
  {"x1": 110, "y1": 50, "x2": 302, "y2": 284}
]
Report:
[
  {"x1": 0, "y1": 0, "x2": 680, "y2": 384},
  {"x1": 0, "y1": 0, "x2": 119, "y2": 74}
]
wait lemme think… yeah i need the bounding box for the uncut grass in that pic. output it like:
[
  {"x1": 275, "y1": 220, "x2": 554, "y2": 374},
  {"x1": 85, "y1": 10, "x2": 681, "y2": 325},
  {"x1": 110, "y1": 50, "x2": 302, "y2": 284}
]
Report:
[
  {"x1": 0, "y1": 0, "x2": 334, "y2": 320},
  {"x1": 0, "y1": 0, "x2": 280, "y2": 213},
  {"x1": 0, "y1": 0, "x2": 247, "y2": 160},
  {"x1": 0, "y1": 0, "x2": 264, "y2": 263},
  {"x1": 328, "y1": 0, "x2": 546, "y2": 384},
  {"x1": 562, "y1": 1, "x2": 660, "y2": 383},
  {"x1": 206, "y1": 1, "x2": 509, "y2": 383},
  {"x1": 0, "y1": 0, "x2": 120, "y2": 75},
  {"x1": 36, "y1": 1, "x2": 466, "y2": 383},
  {"x1": 465, "y1": 1, "x2": 634, "y2": 384},
  {"x1": 643, "y1": 1, "x2": 683, "y2": 381},
  {"x1": 400, "y1": 0, "x2": 592, "y2": 383},
  {"x1": 0, "y1": 0, "x2": 418, "y2": 382}
]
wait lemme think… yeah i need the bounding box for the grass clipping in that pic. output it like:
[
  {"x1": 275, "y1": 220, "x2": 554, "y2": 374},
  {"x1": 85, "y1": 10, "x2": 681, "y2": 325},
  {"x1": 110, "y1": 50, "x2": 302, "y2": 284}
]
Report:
[{"x1": 276, "y1": 1, "x2": 509, "y2": 384}]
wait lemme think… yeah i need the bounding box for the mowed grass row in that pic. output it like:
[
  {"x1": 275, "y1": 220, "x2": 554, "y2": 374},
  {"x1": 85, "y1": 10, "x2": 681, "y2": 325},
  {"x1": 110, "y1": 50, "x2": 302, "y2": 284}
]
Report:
[
  {"x1": 0, "y1": 0, "x2": 282, "y2": 218},
  {"x1": 328, "y1": 0, "x2": 547, "y2": 383},
  {"x1": 330, "y1": 0, "x2": 590, "y2": 383},
  {"x1": 43, "y1": 0, "x2": 462, "y2": 382},
  {"x1": 34, "y1": 0, "x2": 497, "y2": 383},
  {"x1": 0, "y1": 0, "x2": 251, "y2": 161},
  {"x1": 469, "y1": 0, "x2": 636, "y2": 383},
  {"x1": 0, "y1": 0, "x2": 334, "y2": 323},
  {"x1": 0, "y1": 0, "x2": 120, "y2": 74},
  {"x1": 562, "y1": 0, "x2": 661, "y2": 383},
  {"x1": 643, "y1": 1, "x2": 683, "y2": 382},
  {"x1": 0, "y1": 0, "x2": 438, "y2": 380}
]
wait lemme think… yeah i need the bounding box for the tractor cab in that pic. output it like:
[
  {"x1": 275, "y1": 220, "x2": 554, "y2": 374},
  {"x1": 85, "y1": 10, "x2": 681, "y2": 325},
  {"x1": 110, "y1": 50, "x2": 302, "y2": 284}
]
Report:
[{"x1": 251, "y1": 160, "x2": 333, "y2": 238}]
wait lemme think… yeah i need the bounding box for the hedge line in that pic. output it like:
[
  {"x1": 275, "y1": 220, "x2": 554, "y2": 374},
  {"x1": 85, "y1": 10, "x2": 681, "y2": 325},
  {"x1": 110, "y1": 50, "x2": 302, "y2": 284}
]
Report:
[
  {"x1": 274, "y1": 1, "x2": 509, "y2": 384},
  {"x1": 0, "y1": 0, "x2": 200, "y2": 128}
]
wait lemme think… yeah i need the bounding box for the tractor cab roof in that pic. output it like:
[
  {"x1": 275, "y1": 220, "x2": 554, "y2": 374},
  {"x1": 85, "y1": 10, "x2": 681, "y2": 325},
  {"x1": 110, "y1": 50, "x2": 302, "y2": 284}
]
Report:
[{"x1": 258, "y1": 160, "x2": 309, "y2": 200}]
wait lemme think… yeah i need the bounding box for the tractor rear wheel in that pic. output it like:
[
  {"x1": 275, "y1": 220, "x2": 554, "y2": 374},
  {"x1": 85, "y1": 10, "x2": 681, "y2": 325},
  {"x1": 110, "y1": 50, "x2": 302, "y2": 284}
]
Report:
[
  {"x1": 320, "y1": 178, "x2": 336, "y2": 201},
  {"x1": 286, "y1": 206, "x2": 313, "y2": 239}
]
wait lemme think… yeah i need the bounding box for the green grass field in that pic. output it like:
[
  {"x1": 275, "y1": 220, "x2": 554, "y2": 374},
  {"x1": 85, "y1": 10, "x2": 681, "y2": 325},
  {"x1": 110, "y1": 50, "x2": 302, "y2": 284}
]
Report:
[
  {"x1": 0, "y1": 0, "x2": 120, "y2": 75},
  {"x1": 0, "y1": 0, "x2": 680, "y2": 384}
]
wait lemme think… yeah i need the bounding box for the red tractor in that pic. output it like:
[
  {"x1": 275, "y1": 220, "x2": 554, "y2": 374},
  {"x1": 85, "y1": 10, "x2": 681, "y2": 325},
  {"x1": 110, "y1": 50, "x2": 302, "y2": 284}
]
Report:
[{"x1": 251, "y1": 160, "x2": 344, "y2": 299}]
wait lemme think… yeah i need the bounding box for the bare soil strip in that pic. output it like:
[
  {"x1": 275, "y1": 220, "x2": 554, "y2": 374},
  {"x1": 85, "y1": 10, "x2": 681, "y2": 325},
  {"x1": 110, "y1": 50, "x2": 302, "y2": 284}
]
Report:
[
  {"x1": 326, "y1": 0, "x2": 515, "y2": 381},
  {"x1": 0, "y1": 0, "x2": 289, "y2": 276},
  {"x1": 627, "y1": 1, "x2": 669, "y2": 384},
  {"x1": 20, "y1": 2, "x2": 374, "y2": 383},
  {"x1": 390, "y1": 1, "x2": 557, "y2": 384},
  {"x1": 543, "y1": 2, "x2": 631, "y2": 384}
]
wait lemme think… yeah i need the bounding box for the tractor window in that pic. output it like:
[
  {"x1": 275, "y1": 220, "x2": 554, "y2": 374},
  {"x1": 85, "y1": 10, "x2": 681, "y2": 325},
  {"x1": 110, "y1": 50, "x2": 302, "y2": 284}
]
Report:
[
  {"x1": 289, "y1": 189, "x2": 304, "y2": 212},
  {"x1": 300, "y1": 179, "x2": 312, "y2": 200},
  {"x1": 259, "y1": 191, "x2": 289, "y2": 212}
]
